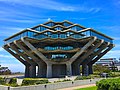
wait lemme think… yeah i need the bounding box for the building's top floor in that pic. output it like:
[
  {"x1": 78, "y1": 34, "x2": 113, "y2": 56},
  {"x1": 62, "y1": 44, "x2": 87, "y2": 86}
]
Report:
[{"x1": 4, "y1": 20, "x2": 114, "y2": 44}]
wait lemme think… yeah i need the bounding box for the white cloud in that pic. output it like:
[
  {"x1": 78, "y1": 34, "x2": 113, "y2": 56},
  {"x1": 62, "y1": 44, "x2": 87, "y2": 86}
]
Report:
[
  {"x1": 0, "y1": 54, "x2": 14, "y2": 59},
  {"x1": 0, "y1": 0, "x2": 101, "y2": 13},
  {"x1": 0, "y1": 0, "x2": 77, "y2": 11},
  {"x1": 98, "y1": 26, "x2": 120, "y2": 31},
  {"x1": 113, "y1": 37, "x2": 120, "y2": 40},
  {"x1": 0, "y1": 27, "x2": 23, "y2": 37},
  {"x1": 0, "y1": 47, "x2": 4, "y2": 52},
  {"x1": 1, "y1": 63, "x2": 24, "y2": 72},
  {"x1": 103, "y1": 50, "x2": 120, "y2": 59}
]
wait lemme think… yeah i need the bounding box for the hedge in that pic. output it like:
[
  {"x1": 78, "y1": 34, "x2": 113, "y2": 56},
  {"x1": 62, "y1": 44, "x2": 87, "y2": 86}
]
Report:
[
  {"x1": 22, "y1": 78, "x2": 49, "y2": 86},
  {"x1": 75, "y1": 76, "x2": 91, "y2": 80},
  {"x1": 96, "y1": 78, "x2": 120, "y2": 90},
  {"x1": 0, "y1": 77, "x2": 5, "y2": 85},
  {"x1": 9, "y1": 78, "x2": 17, "y2": 84}
]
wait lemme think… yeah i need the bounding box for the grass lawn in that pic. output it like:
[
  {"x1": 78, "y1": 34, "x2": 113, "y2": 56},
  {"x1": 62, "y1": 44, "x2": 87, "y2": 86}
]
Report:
[{"x1": 75, "y1": 86, "x2": 97, "y2": 90}]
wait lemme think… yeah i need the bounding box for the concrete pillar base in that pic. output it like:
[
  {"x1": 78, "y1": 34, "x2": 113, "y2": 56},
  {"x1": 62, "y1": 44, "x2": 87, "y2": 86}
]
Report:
[
  {"x1": 88, "y1": 64, "x2": 93, "y2": 74},
  {"x1": 82, "y1": 64, "x2": 88, "y2": 76},
  {"x1": 25, "y1": 65, "x2": 30, "y2": 78},
  {"x1": 38, "y1": 63, "x2": 46, "y2": 78},
  {"x1": 46, "y1": 63, "x2": 52, "y2": 78},
  {"x1": 66, "y1": 63, "x2": 72, "y2": 76},
  {"x1": 29, "y1": 65, "x2": 36, "y2": 78}
]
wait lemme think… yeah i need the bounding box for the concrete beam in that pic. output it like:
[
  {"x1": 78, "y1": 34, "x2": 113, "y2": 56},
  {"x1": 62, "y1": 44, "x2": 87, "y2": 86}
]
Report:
[
  {"x1": 21, "y1": 38, "x2": 48, "y2": 64},
  {"x1": 7, "y1": 43, "x2": 36, "y2": 65},
  {"x1": 3, "y1": 46, "x2": 28, "y2": 65},
  {"x1": 69, "y1": 37, "x2": 97, "y2": 63},
  {"x1": 82, "y1": 42, "x2": 109, "y2": 65},
  {"x1": 89, "y1": 44, "x2": 114, "y2": 65},
  {"x1": 14, "y1": 40, "x2": 47, "y2": 77},
  {"x1": 76, "y1": 39, "x2": 104, "y2": 65}
]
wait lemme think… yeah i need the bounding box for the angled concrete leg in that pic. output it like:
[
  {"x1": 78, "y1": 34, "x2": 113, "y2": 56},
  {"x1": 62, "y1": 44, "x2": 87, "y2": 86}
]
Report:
[
  {"x1": 66, "y1": 63, "x2": 72, "y2": 76},
  {"x1": 25, "y1": 65, "x2": 30, "y2": 78},
  {"x1": 82, "y1": 64, "x2": 88, "y2": 76},
  {"x1": 88, "y1": 64, "x2": 93, "y2": 74},
  {"x1": 29, "y1": 65, "x2": 36, "y2": 78},
  {"x1": 47, "y1": 64, "x2": 52, "y2": 78}
]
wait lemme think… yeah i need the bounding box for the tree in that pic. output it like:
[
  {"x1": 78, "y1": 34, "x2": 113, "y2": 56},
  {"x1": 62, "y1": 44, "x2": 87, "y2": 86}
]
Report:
[
  {"x1": 0, "y1": 65, "x2": 11, "y2": 75},
  {"x1": 93, "y1": 64, "x2": 111, "y2": 74}
]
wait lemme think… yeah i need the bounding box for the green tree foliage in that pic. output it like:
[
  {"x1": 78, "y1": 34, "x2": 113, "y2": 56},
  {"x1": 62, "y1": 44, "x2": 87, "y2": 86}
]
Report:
[
  {"x1": 93, "y1": 64, "x2": 111, "y2": 74},
  {"x1": 0, "y1": 65, "x2": 11, "y2": 75}
]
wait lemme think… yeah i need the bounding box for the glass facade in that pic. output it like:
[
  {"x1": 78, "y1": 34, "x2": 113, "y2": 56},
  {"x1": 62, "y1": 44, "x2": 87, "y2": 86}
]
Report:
[
  {"x1": 4, "y1": 21, "x2": 113, "y2": 44},
  {"x1": 44, "y1": 46, "x2": 73, "y2": 51},
  {"x1": 70, "y1": 26, "x2": 83, "y2": 31},
  {"x1": 63, "y1": 22, "x2": 72, "y2": 27},
  {"x1": 4, "y1": 29, "x2": 113, "y2": 44}
]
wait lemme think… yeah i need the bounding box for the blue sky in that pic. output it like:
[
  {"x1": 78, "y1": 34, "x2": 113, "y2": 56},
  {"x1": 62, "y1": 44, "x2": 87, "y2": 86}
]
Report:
[{"x1": 0, "y1": 0, "x2": 120, "y2": 72}]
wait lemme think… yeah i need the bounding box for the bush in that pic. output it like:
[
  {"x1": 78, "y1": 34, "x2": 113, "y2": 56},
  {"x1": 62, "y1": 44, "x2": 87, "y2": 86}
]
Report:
[
  {"x1": 75, "y1": 76, "x2": 91, "y2": 80},
  {"x1": 109, "y1": 72, "x2": 120, "y2": 77},
  {"x1": 22, "y1": 78, "x2": 49, "y2": 86},
  {"x1": 9, "y1": 78, "x2": 17, "y2": 84},
  {"x1": 0, "y1": 77, "x2": 5, "y2": 85},
  {"x1": 96, "y1": 78, "x2": 120, "y2": 90},
  {"x1": 62, "y1": 79, "x2": 72, "y2": 82}
]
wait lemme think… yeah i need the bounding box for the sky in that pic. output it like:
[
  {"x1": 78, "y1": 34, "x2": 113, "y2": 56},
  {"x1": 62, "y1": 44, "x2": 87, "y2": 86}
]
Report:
[{"x1": 0, "y1": 0, "x2": 120, "y2": 72}]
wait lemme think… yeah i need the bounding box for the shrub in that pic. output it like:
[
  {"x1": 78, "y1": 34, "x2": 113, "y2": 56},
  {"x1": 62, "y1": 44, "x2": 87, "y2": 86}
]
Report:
[
  {"x1": 0, "y1": 77, "x2": 5, "y2": 85},
  {"x1": 62, "y1": 79, "x2": 72, "y2": 82},
  {"x1": 75, "y1": 76, "x2": 91, "y2": 80},
  {"x1": 9, "y1": 78, "x2": 17, "y2": 84},
  {"x1": 22, "y1": 78, "x2": 49, "y2": 86},
  {"x1": 96, "y1": 78, "x2": 120, "y2": 90}
]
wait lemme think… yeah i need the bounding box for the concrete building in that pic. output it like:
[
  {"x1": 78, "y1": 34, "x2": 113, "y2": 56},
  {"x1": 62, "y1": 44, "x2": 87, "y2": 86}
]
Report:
[
  {"x1": 3, "y1": 20, "x2": 114, "y2": 78},
  {"x1": 96, "y1": 58, "x2": 120, "y2": 70},
  {"x1": 96, "y1": 58, "x2": 117, "y2": 66}
]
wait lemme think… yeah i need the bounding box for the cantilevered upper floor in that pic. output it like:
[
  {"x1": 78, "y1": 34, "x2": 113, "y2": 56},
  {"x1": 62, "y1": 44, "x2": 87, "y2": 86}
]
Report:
[{"x1": 4, "y1": 20, "x2": 113, "y2": 44}]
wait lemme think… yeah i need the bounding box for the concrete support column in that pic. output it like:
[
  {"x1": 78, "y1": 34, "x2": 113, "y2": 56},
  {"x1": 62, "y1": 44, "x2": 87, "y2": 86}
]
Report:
[
  {"x1": 38, "y1": 64, "x2": 46, "y2": 78},
  {"x1": 46, "y1": 63, "x2": 52, "y2": 78},
  {"x1": 38, "y1": 64, "x2": 42, "y2": 77},
  {"x1": 72, "y1": 63, "x2": 80, "y2": 75},
  {"x1": 66, "y1": 63, "x2": 72, "y2": 76},
  {"x1": 82, "y1": 64, "x2": 88, "y2": 76},
  {"x1": 75, "y1": 64, "x2": 80, "y2": 75},
  {"x1": 29, "y1": 65, "x2": 36, "y2": 78},
  {"x1": 25, "y1": 65, "x2": 30, "y2": 78},
  {"x1": 88, "y1": 64, "x2": 93, "y2": 74}
]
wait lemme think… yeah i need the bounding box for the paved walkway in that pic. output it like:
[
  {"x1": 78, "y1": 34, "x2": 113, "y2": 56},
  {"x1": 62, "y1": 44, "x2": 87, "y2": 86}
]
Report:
[{"x1": 57, "y1": 84, "x2": 96, "y2": 90}]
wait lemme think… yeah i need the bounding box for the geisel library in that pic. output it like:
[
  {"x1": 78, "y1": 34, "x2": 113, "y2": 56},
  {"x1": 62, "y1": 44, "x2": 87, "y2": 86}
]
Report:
[{"x1": 3, "y1": 20, "x2": 114, "y2": 78}]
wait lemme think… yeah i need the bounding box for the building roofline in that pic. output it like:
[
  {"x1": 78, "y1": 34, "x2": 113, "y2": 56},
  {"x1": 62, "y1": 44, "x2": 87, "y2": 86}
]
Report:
[
  {"x1": 79, "y1": 28, "x2": 114, "y2": 40},
  {"x1": 4, "y1": 28, "x2": 40, "y2": 41}
]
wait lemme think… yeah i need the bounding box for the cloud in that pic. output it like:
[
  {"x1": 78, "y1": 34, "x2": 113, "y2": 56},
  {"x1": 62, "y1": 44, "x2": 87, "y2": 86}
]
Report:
[
  {"x1": 98, "y1": 26, "x2": 120, "y2": 31},
  {"x1": 0, "y1": 18, "x2": 51, "y2": 24},
  {"x1": 0, "y1": 27, "x2": 24, "y2": 36},
  {"x1": 1, "y1": 63, "x2": 24, "y2": 72},
  {"x1": 0, "y1": 47, "x2": 4, "y2": 52},
  {"x1": 103, "y1": 50, "x2": 120, "y2": 59},
  {"x1": 0, "y1": 54, "x2": 14, "y2": 59},
  {"x1": 113, "y1": 37, "x2": 120, "y2": 40},
  {"x1": 0, "y1": 0, "x2": 77, "y2": 11},
  {"x1": 0, "y1": 0, "x2": 101, "y2": 13}
]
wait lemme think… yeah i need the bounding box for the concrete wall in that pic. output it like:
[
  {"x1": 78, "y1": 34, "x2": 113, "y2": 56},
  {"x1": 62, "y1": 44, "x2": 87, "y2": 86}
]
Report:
[
  {"x1": 0, "y1": 78, "x2": 101, "y2": 90},
  {"x1": 0, "y1": 85, "x2": 9, "y2": 90}
]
